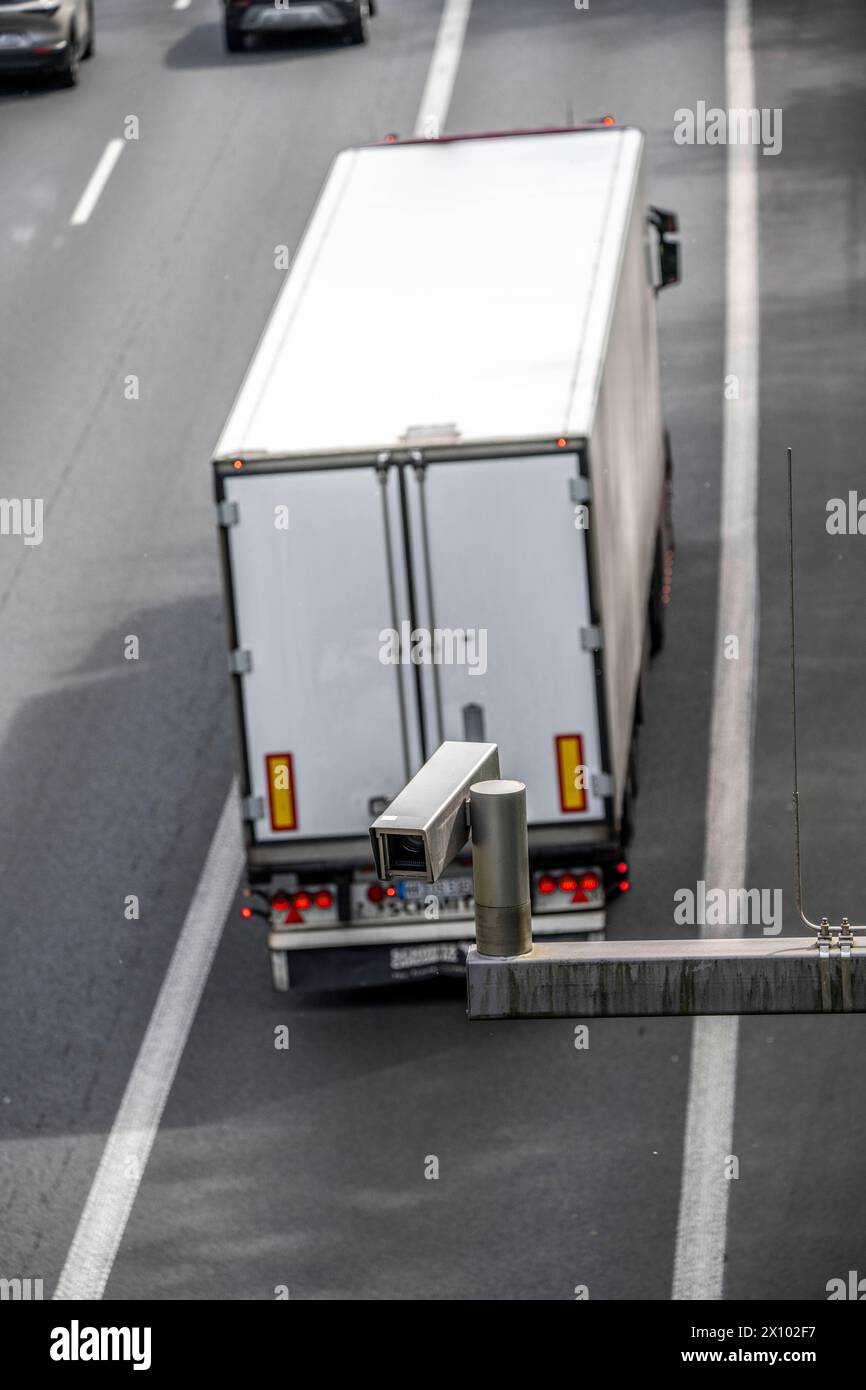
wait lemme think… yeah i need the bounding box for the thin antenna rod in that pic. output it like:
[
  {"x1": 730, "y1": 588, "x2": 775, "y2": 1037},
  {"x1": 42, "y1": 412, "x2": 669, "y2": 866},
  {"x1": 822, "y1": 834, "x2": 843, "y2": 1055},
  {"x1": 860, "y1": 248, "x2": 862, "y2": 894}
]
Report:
[{"x1": 788, "y1": 447, "x2": 819, "y2": 931}]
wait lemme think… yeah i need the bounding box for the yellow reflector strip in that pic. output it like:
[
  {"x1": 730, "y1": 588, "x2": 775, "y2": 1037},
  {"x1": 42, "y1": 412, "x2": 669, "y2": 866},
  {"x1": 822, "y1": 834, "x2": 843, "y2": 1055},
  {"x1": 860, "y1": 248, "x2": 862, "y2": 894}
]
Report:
[
  {"x1": 266, "y1": 753, "x2": 297, "y2": 831},
  {"x1": 555, "y1": 734, "x2": 587, "y2": 813}
]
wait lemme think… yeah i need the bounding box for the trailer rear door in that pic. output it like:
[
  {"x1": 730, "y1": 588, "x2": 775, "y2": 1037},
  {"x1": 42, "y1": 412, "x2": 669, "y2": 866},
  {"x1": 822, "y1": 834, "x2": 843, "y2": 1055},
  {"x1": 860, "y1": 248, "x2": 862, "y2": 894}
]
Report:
[
  {"x1": 223, "y1": 467, "x2": 419, "y2": 843},
  {"x1": 405, "y1": 453, "x2": 607, "y2": 825}
]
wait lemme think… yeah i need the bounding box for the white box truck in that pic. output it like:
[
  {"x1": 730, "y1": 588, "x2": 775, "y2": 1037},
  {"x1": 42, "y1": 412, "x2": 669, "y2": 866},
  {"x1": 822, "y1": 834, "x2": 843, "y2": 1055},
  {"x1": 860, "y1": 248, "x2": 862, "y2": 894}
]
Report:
[{"x1": 213, "y1": 125, "x2": 679, "y2": 990}]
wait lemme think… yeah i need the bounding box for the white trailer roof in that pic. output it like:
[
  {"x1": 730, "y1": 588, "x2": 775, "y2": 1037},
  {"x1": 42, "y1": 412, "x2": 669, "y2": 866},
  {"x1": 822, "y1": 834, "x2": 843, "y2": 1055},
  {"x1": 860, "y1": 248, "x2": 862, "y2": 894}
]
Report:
[{"x1": 215, "y1": 127, "x2": 644, "y2": 461}]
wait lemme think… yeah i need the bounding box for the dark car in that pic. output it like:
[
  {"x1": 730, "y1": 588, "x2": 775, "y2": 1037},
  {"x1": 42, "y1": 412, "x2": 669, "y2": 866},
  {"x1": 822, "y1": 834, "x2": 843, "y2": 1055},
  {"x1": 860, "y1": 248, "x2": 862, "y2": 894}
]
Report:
[
  {"x1": 223, "y1": 0, "x2": 375, "y2": 53},
  {"x1": 0, "y1": 0, "x2": 94, "y2": 87}
]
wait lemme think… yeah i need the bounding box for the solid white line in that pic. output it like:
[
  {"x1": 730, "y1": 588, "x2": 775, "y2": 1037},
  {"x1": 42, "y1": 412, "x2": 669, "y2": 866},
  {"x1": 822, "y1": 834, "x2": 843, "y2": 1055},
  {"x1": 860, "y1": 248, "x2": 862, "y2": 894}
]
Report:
[
  {"x1": 672, "y1": 0, "x2": 760, "y2": 1300},
  {"x1": 53, "y1": 784, "x2": 244, "y2": 1300},
  {"x1": 413, "y1": 0, "x2": 473, "y2": 138},
  {"x1": 69, "y1": 139, "x2": 125, "y2": 227}
]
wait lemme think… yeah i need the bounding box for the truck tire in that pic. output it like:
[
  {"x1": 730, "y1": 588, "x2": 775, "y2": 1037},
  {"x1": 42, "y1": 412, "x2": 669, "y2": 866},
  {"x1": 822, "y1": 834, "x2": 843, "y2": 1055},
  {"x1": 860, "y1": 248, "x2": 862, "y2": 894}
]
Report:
[
  {"x1": 620, "y1": 790, "x2": 635, "y2": 849},
  {"x1": 648, "y1": 529, "x2": 666, "y2": 656},
  {"x1": 627, "y1": 723, "x2": 640, "y2": 800},
  {"x1": 270, "y1": 951, "x2": 290, "y2": 992}
]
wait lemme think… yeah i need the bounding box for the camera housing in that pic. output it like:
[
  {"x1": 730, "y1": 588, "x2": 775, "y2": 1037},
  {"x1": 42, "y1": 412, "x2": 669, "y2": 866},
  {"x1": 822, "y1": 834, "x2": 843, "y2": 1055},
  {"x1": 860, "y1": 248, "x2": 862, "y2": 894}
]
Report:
[{"x1": 370, "y1": 741, "x2": 500, "y2": 882}]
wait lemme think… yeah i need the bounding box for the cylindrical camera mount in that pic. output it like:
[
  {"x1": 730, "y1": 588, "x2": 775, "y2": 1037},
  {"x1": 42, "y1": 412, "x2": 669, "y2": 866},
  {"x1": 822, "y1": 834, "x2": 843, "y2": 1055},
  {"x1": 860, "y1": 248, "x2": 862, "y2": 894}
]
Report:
[{"x1": 469, "y1": 779, "x2": 532, "y2": 958}]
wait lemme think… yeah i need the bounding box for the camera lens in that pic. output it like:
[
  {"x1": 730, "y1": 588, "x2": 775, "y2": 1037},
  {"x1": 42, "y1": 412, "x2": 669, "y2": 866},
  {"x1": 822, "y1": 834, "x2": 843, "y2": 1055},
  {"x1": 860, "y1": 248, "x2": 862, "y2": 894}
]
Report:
[{"x1": 389, "y1": 834, "x2": 427, "y2": 873}]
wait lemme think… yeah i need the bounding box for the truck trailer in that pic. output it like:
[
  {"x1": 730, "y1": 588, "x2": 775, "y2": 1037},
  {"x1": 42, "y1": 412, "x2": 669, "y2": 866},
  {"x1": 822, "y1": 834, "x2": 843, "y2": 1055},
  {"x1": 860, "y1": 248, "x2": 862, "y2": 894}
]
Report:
[{"x1": 212, "y1": 124, "x2": 679, "y2": 990}]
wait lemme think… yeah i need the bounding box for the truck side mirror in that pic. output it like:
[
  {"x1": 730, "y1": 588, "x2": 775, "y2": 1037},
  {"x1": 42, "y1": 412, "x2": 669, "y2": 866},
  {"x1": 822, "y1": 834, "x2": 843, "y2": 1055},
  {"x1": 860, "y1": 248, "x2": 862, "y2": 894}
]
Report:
[{"x1": 648, "y1": 207, "x2": 680, "y2": 293}]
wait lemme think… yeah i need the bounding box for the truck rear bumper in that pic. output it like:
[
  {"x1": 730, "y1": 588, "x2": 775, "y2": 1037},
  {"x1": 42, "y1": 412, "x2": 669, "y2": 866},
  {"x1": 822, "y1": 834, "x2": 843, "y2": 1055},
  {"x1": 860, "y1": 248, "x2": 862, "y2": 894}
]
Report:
[
  {"x1": 267, "y1": 911, "x2": 605, "y2": 989},
  {"x1": 269, "y1": 910, "x2": 604, "y2": 952}
]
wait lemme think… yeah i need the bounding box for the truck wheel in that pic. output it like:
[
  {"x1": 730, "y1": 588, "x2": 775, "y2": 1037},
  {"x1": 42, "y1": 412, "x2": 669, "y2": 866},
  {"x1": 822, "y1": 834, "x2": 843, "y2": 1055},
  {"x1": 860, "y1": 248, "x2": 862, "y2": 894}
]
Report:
[
  {"x1": 627, "y1": 724, "x2": 640, "y2": 800},
  {"x1": 648, "y1": 530, "x2": 666, "y2": 656},
  {"x1": 270, "y1": 951, "x2": 290, "y2": 992},
  {"x1": 620, "y1": 791, "x2": 635, "y2": 849},
  {"x1": 619, "y1": 729, "x2": 639, "y2": 849}
]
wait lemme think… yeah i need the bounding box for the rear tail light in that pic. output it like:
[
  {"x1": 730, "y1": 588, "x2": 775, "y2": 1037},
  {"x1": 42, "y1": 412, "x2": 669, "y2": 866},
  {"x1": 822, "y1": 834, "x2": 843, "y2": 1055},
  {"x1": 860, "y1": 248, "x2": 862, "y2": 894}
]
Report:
[
  {"x1": 315, "y1": 890, "x2": 333, "y2": 909},
  {"x1": 367, "y1": 884, "x2": 385, "y2": 903},
  {"x1": 619, "y1": 881, "x2": 631, "y2": 893},
  {"x1": 533, "y1": 869, "x2": 603, "y2": 905},
  {"x1": 241, "y1": 905, "x2": 253, "y2": 920},
  {"x1": 271, "y1": 892, "x2": 291, "y2": 912},
  {"x1": 294, "y1": 893, "x2": 311, "y2": 911}
]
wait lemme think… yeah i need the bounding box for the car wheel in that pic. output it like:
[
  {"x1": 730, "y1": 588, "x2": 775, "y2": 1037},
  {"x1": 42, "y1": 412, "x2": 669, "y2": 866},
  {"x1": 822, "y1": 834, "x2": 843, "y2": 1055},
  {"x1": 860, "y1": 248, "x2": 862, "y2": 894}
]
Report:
[
  {"x1": 82, "y1": 3, "x2": 94, "y2": 58},
  {"x1": 345, "y1": 0, "x2": 370, "y2": 44},
  {"x1": 59, "y1": 29, "x2": 80, "y2": 86},
  {"x1": 224, "y1": 21, "x2": 245, "y2": 53}
]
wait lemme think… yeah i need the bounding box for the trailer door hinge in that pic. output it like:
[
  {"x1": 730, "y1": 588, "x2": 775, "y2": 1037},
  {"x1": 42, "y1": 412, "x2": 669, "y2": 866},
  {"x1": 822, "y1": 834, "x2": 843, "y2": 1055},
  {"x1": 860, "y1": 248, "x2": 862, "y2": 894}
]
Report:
[
  {"x1": 591, "y1": 772, "x2": 614, "y2": 799},
  {"x1": 228, "y1": 648, "x2": 252, "y2": 675},
  {"x1": 569, "y1": 476, "x2": 591, "y2": 504},
  {"x1": 217, "y1": 500, "x2": 240, "y2": 527},
  {"x1": 242, "y1": 795, "x2": 265, "y2": 821},
  {"x1": 580, "y1": 625, "x2": 603, "y2": 652}
]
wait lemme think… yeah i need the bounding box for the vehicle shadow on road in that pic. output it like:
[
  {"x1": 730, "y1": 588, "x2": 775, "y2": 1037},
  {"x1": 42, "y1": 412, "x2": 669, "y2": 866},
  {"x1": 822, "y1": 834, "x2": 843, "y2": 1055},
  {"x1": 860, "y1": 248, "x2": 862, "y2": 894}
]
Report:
[
  {"x1": 163, "y1": 23, "x2": 356, "y2": 71},
  {"x1": 0, "y1": 74, "x2": 72, "y2": 104},
  {"x1": 298, "y1": 977, "x2": 469, "y2": 1011}
]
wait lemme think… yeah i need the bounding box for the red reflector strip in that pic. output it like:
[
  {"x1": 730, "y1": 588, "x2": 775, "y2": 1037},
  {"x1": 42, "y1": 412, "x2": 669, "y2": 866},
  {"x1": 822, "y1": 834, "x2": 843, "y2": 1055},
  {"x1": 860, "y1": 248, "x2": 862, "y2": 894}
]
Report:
[
  {"x1": 555, "y1": 734, "x2": 587, "y2": 813},
  {"x1": 265, "y1": 753, "x2": 297, "y2": 831}
]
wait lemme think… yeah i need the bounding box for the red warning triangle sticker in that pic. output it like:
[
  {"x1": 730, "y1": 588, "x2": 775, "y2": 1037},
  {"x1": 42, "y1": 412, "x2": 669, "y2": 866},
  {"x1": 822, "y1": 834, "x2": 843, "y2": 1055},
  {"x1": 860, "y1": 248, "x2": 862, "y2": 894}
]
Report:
[{"x1": 286, "y1": 907, "x2": 305, "y2": 924}]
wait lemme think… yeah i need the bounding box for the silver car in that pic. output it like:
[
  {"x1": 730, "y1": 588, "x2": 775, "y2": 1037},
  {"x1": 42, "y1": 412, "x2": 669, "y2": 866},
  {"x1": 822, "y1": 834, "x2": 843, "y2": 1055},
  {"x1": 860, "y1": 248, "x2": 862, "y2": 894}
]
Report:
[{"x1": 0, "y1": 0, "x2": 94, "y2": 87}]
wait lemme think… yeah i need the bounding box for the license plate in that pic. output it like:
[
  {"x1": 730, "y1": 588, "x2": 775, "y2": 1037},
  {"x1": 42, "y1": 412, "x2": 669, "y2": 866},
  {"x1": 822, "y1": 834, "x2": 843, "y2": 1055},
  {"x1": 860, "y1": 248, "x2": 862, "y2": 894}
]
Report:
[
  {"x1": 401, "y1": 876, "x2": 473, "y2": 903},
  {"x1": 390, "y1": 942, "x2": 462, "y2": 971}
]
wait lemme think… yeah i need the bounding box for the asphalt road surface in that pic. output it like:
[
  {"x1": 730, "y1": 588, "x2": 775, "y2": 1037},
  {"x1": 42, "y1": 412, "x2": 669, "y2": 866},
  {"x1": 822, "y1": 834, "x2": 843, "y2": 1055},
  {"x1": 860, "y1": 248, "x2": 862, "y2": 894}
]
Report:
[{"x1": 1, "y1": 0, "x2": 864, "y2": 1301}]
